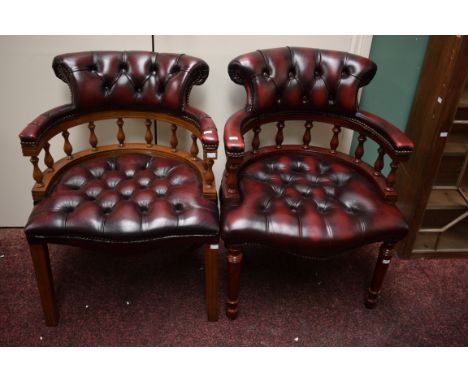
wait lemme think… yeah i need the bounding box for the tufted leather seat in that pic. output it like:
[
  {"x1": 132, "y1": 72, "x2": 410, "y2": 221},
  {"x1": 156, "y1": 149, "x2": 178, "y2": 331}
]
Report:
[
  {"x1": 222, "y1": 153, "x2": 407, "y2": 256},
  {"x1": 26, "y1": 153, "x2": 219, "y2": 246}
]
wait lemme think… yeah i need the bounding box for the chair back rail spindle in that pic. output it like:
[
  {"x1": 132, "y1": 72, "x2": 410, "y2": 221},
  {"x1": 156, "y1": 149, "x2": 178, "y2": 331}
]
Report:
[
  {"x1": 252, "y1": 126, "x2": 261, "y2": 153},
  {"x1": 62, "y1": 130, "x2": 73, "y2": 159},
  {"x1": 144, "y1": 119, "x2": 153, "y2": 147},
  {"x1": 170, "y1": 124, "x2": 178, "y2": 152},
  {"x1": 354, "y1": 133, "x2": 367, "y2": 163},
  {"x1": 303, "y1": 121, "x2": 313, "y2": 148},
  {"x1": 386, "y1": 160, "x2": 399, "y2": 191},
  {"x1": 30, "y1": 156, "x2": 43, "y2": 186},
  {"x1": 330, "y1": 125, "x2": 341, "y2": 153},
  {"x1": 374, "y1": 147, "x2": 385, "y2": 176},
  {"x1": 191, "y1": 135, "x2": 199, "y2": 160},
  {"x1": 275, "y1": 121, "x2": 285, "y2": 148},
  {"x1": 117, "y1": 118, "x2": 125, "y2": 147},
  {"x1": 88, "y1": 121, "x2": 97, "y2": 150},
  {"x1": 43, "y1": 142, "x2": 54, "y2": 171}
]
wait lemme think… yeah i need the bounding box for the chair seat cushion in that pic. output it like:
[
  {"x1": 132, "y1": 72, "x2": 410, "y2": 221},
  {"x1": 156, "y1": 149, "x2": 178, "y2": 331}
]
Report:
[
  {"x1": 25, "y1": 153, "x2": 219, "y2": 246},
  {"x1": 221, "y1": 153, "x2": 408, "y2": 256}
]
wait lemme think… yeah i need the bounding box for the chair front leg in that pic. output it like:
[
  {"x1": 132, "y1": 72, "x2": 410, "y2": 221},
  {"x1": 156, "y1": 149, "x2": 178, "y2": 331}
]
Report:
[
  {"x1": 29, "y1": 242, "x2": 59, "y2": 326},
  {"x1": 226, "y1": 246, "x2": 243, "y2": 319},
  {"x1": 365, "y1": 241, "x2": 395, "y2": 309},
  {"x1": 204, "y1": 243, "x2": 219, "y2": 321}
]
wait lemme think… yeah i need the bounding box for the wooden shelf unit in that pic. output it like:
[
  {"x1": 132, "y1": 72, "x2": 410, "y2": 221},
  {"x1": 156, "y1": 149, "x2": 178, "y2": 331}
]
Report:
[{"x1": 397, "y1": 36, "x2": 468, "y2": 259}]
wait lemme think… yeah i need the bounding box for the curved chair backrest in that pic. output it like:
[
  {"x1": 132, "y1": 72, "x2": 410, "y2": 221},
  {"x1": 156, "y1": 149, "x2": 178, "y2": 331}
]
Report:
[
  {"x1": 228, "y1": 46, "x2": 377, "y2": 116},
  {"x1": 53, "y1": 51, "x2": 208, "y2": 113}
]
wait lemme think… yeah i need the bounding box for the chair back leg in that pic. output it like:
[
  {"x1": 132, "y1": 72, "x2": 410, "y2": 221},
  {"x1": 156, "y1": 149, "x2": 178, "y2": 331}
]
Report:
[
  {"x1": 29, "y1": 243, "x2": 59, "y2": 326},
  {"x1": 204, "y1": 243, "x2": 219, "y2": 321},
  {"x1": 226, "y1": 247, "x2": 243, "y2": 319},
  {"x1": 365, "y1": 241, "x2": 395, "y2": 308}
]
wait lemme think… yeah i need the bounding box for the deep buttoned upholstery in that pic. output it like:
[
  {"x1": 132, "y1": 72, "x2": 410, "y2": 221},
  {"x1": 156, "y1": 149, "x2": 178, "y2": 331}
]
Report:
[
  {"x1": 19, "y1": 51, "x2": 220, "y2": 325},
  {"x1": 222, "y1": 154, "x2": 407, "y2": 256},
  {"x1": 19, "y1": 51, "x2": 218, "y2": 150},
  {"x1": 221, "y1": 47, "x2": 414, "y2": 318},
  {"x1": 228, "y1": 46, "x2": 376, "y2": 116},
  {"x1": 26, "y1": 153, "x2": 219, "y2": 245}
]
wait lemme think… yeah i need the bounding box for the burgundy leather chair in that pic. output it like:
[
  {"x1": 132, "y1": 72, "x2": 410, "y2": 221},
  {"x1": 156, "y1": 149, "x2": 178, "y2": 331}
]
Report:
[
  {"x1": 19, "y1": 51, "x2": 220, "y2": 325},
  {"x1": 220, "y1": 47, "x2": 414, "y2": 319}
]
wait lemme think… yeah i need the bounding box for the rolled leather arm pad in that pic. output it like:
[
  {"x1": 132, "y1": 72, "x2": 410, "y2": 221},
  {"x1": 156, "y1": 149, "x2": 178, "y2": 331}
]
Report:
[
  {"x1": 19, "y1": 104, "x2": 76, "y2": 145},
  {"x1": 355, "y1": 110, "x2": 414, "y2": 156},
  {"x1": 224, "y1": 110, "x2": 255, "y2": 155},
  {"x1": 183, "y1": 105, "x2": 218, "y2": 150}
]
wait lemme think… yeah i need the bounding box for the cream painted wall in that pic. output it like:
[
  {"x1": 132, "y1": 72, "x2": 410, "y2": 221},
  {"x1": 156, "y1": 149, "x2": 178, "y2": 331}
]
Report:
[{"x1": 0, "y1": 35, "x2": 371, "y2": 226}]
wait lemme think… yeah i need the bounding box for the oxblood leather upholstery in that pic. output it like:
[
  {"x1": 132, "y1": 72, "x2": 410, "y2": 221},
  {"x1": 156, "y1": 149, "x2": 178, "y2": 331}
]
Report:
[
  {"x1": 20, "y1": 51, "x2": 220, "y2": 324},
  {"x1": 19, "y1": 51, "x2": 218, "y2": 150},
  {"x1": 222, "y1": 154, "x2": 407, "y2": 256},
  {"x1": 25, "y1": 153, "x2": 219, "y2": 246},
  {"x1": 221, "y1": 47, "x2": 412, "y2": 256},
  {"x1": 224, "y1": 47, "x2": 413, "y2": 156},
  {"x1": 228, "y1": 47, "x2": 376, "y2": 115},
  {"x1": 222, "y1": 47, "x2": 414, "y2": 318}
]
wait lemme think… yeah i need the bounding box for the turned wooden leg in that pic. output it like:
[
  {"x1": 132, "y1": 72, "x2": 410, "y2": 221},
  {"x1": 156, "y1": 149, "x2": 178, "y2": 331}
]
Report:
[
  {"x1": 365, "y1": 242, "x2": 395, "y2": 309},
  {"x1": 226, "y1": 247, "x2": 243, "y2": 319},
  {"x1": 204, "y1": 243, "x2": 219, "y2": 322},
  {"x1": 29, "y1": 243, "x2": 59, "y2": 326}
]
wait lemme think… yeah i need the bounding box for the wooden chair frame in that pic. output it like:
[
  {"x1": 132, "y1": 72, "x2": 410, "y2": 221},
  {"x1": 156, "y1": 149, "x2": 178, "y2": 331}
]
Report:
[
  {"x1": 222, "y1": 110, "x2": 411, "y2": 318},
  {"x1": 21, "y1": 109, "x2": 219, "y2": 325}
]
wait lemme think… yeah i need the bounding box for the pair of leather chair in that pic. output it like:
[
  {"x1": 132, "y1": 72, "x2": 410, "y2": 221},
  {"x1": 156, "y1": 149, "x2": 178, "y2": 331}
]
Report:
[{"x1": 19, "y1": 48, "x2": 413, "y2": 326}]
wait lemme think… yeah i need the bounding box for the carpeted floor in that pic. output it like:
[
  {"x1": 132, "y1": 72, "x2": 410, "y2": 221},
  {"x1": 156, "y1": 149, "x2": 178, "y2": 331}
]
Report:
[{"x1": 0, "y1": 228, "x2": 466, "y2": 346}]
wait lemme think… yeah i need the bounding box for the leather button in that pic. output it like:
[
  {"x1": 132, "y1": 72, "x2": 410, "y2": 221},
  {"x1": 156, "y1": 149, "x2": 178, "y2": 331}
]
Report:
[{"x1": 173, "y1": 203, "x2": 184, "y2": 212}]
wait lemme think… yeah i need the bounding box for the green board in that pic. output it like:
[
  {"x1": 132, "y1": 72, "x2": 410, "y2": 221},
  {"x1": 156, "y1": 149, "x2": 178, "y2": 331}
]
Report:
[{"x1": 350, "y1": 36, "x2": 429, "y2": 174}]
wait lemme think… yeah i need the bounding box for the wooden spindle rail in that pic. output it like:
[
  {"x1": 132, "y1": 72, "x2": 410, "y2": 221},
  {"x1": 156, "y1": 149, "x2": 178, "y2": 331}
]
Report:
[
  {"x1": 252, "y1": 126, "x2": 261, "y2": 153},
  {"x1": 374, "y1": 147, "x2": 385, "y2": 176},
  {"x1": 303, "y1": 121, "x2": 313, "y2": 148},
  {"x1": 204, "y1": 157, "x2": 215, "y2": 188},
  {"x1": 275, "y1": 121, "x2": 285, "y2": 148},
  {"x1": 144, "y1": 119, "x2": 153, "y2": 147},
  {"x1": 43, "y1": 142, "x2": 54, "y2": 171},
  {"x1": 354, "y1": 133, "x2": 366, "y2": 163},
  {"x1": 30, "y1": 156, "x2": 43, "y2": 186},
  {"x1": 386, "y1": 160, "x2": 399, "y2": 191},
  {"x1": 117, "y1": 118, "x2": 125, "y2": 147},
  {"x1": 170, "y1": 124, "x2": 178, "y2": 152},
  {"x1": 62, "y1": 130, "x2": 73, "y2": 159},
  {"x1": 226, "y1": 159, "x2": 241, "y2": 194},
  {"x1": 330, "y1": 125, "x2": 341, "y2": 153},
  {"x1": 191, "y1": 134, "x2": 199, "y2": 160},
  {"x1": 88, "y1": 121, "x2": 97, "y2": 150}
]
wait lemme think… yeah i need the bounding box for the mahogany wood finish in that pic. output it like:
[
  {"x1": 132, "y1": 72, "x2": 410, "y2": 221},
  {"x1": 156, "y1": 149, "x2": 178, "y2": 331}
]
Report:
[
  {"x1": 365, "y1": 242, "x2": 395, "y2": 308},
  {"x1": 221, "y1": 47, "x2": 414, "y2": 318},
  {"x1": 19, "y1": 51, "x2": 220, "y2": 324},
  {"x1": 226, "y1": 247, "x2": 243, "y2": 319},
  {"x1": 144, "y1": 119, "x2": 153, "y2": 147},
  {"x1": 88, "y1": 121, "x2": 98, "y2": 150},
  {"x1": 204, "y1": 243, "x2": 219, "y2": 321},
  {"x1": 29, "y1": 243, "x2": 59, "y2": 326}
]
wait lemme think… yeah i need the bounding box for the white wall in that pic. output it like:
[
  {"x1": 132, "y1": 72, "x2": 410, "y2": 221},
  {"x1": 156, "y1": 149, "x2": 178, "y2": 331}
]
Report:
[{"x1": 0, "y1": 35, "x2": 371, "y2": 226}]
